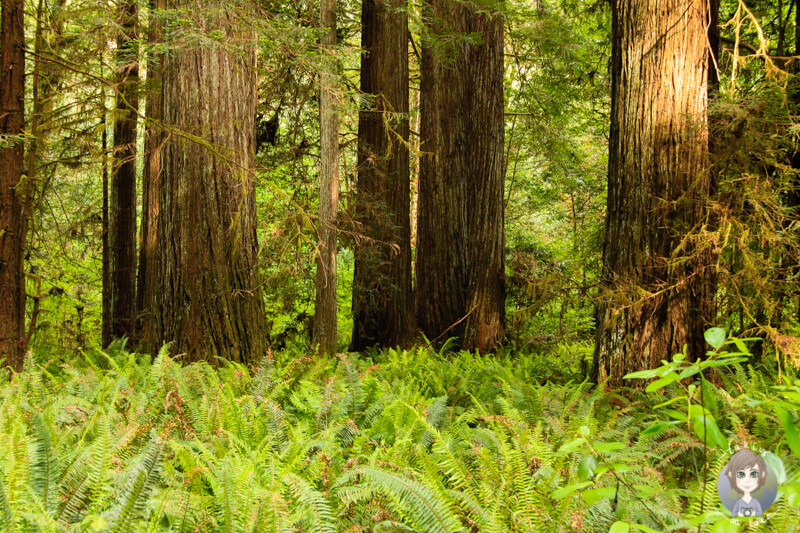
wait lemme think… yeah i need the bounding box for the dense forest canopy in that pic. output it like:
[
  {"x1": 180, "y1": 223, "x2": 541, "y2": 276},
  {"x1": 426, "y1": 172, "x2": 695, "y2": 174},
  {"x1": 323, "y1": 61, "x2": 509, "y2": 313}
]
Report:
[{"x1": 2, "y1": 0, "x2": 800, "y2": 531}]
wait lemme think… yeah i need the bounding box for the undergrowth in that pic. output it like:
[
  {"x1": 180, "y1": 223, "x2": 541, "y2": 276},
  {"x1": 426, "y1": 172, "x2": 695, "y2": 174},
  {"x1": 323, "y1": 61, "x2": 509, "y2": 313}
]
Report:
[{"x1": 0, "y1": 341, "x2": 798, "y2": 532}]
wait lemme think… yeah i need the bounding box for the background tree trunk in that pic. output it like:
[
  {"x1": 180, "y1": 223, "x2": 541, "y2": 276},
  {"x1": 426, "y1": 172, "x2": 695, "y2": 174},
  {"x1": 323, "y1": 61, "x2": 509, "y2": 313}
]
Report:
[
  {"x1": 314, "y1": 0, "x2": 340, "y2": 355},
  {"x1": 109, "y1": 0, "x2": 140, "y2": 342},
  {"x1": 136, "y1": 0, "x2": 166, "y2": 341},
  {"x1": 416, "y1": 0, "x2": 505, "y2": 352},
  {"x1": 102, "y1": 84, "x2": 111, "y2": 348},
  {"x1": 141, "y1": 0, "x2": 267, "y2": 363},
  {"x1": 0, "y1": 0, "x2": 26, "y2": 371},
  {"x1": 593, "y1": 0, "x2": 713, "y2": 386},
  {"x1": 350, "y1": 0, "x2": 413, "y2": 351}
]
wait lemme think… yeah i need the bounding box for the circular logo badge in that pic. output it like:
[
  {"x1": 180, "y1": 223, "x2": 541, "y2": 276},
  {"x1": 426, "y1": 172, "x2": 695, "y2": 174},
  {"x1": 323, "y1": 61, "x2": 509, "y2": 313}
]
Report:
[{"x1": 717, "y1": 449, "x2": 778, "y2": 518}]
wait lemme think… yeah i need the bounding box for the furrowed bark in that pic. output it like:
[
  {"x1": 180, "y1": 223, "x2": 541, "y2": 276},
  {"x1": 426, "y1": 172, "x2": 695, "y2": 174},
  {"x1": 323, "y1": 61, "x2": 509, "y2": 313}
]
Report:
[
  {"x1": 109, "y1": 0, "x2": 140, "y2": 341},
  {"x1": 0, "y1": 0, "x2": 26, "y2": 371},
  {"x1": 314, "y1": 0, "x2": 340, "y2": 355},
  {"x1": 416, "y1": 0, "x2": 505, "y2": 352},
  {"x1": 142, "y1": 1, "x2": 268, "y2": 363},
  {"x1": 593, "y1": 0, "x2": 714, "y2": 386},
  {"x1": 136, "y1": 0, "x2": 166, "y2": 342},
  {"x1": 350, "y1": 0, "x2": 413, "y2": 351}
]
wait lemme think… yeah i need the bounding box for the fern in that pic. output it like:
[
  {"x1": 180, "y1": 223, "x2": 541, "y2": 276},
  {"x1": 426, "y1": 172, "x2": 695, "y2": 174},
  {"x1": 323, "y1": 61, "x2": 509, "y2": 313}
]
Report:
[
  {"x1": 108, "y1": 435, "x2": 163, "y2": 533},
  {"x1": 27, "y1": 410, "x2": 60, "y2": 517},
  {"x1": 0, "y1": 474, "x2": 13, "y2": 531},
  {"x1": 349, "y1": 466, "x2": 464, "y2": 533}
]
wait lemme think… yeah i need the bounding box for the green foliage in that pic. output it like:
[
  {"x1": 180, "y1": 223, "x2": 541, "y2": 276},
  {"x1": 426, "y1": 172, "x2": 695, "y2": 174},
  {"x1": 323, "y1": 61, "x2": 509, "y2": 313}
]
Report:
[{"x1": 0, "y1": 341, "x2": 797, "y2": 532}]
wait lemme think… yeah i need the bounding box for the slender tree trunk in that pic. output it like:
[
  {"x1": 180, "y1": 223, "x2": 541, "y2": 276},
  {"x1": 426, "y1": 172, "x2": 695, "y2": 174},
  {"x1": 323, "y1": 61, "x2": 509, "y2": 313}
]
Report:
[
  {"x1": 136, "y1": 0, "x2": 166, "y2": 340},
  {"x1": 416, "y1": 0, "x2": 505, "y2": 352},
  {"x1": 314, "y1": 0, "x2": 340, "y2": 355},
  {"x1": 708, "y1": 0, "x2": 720, "y2": 95},
  {"x1": 100, "y1": 70, "x2": 113, "y2": 348},
  {"x1": 141, "y1": 0, "x2": 268, "y2": 363},
  {"x1": 350, "y1": 0, "x2": 413, "y2": 351},
  {"x1": 109, "y1": 1, "x2": 140, "y2": 341},
  {"x1": 0, "y1": 0, "x2": 26, "y2": 371},
  {"x1": 593, "y1": 0, "x2": 713, "y2": 386},
  {"x1": 102, "y1": 80, "x2": 111, "y2": 348},
  {"x1": 788, "y1": 0, "x2": 800, "y2": 323}
]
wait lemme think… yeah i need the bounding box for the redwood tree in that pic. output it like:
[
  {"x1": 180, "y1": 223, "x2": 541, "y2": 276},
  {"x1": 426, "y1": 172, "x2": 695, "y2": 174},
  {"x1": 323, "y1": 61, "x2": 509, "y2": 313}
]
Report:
[
  {"x1": 350, "y1": 0, "x2": 413, "y2": 351},
  {"x1": 136, "y1": 0, "x2": 165, "y2": 338},
  {"x1": 593, "y1": 0, "x2": 714, "y2": 385},
  {"x1": 140, "y1": 1, "x2": 267, "y2": 363},
  {"x1": 0, "y1": 0, "x2": 26, "y2": 371},
  {"x1": 416, "y1": 0, "x2": 505, "y2": 352},
  {"x1": 314, "y1": 0, "x2": 340, "y2": 355},
  {"x1": 109, "y1": 0, "x2": 140, "y2": 343}
]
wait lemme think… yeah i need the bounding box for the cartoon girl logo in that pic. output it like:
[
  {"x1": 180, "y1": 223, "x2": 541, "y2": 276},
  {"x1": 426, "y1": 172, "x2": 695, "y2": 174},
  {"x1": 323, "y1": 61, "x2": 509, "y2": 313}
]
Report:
[{"x1": 717, "y1": 449, "x2": 778, "y2": 518}]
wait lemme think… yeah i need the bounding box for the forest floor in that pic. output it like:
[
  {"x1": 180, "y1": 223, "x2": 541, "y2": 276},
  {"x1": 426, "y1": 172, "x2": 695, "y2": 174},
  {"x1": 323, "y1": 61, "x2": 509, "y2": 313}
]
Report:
[{"x1": 0, "y1": 342, "x2": 798, "y2": 532}]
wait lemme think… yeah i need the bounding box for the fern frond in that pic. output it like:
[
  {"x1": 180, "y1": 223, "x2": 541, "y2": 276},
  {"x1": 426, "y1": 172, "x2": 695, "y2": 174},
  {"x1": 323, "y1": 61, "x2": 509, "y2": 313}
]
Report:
[
  {"x1": 108, "y1": 435, "x2": 163, "y2": 533},
  {"x1": 353, "y1": 466, "x2": 464, "y2": 533}
]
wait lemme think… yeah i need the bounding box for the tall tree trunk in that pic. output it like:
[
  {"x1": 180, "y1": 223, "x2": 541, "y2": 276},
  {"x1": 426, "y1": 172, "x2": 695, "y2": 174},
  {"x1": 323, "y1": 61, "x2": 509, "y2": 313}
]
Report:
[
  {"x1": 141, "y1": 0, "x2": 267, "y2": 363},
  {"x1": 109, "y1": 0, "x2": 140, "y2": 341},
  {"x1": 0, "y1": 0, "x2": 26, "y2": 371},
  {"x1": 708, "y1": 0, "x2": 720, "y2": 96},
  {"x1": 416, "y1": 0, "x2": 505, "y2": 352},
  {"x1": 350, "y1": 0, "x2": 413, "y2": 351},
  {"x1": 593, "y1": 0, "x2": 713, "y2": 386},
  {"x1": 314, "y1": 0, "x2": 340, "y2": 355},
  {"x1": 136, "y1": 0, "x2": 166, "y2": 341},
  {"x1": 788, "y1": 0, "x2": 800, "y2": 323},
  {"x1": 102, "y1": 82, "x2": 111, "y2": 348}
]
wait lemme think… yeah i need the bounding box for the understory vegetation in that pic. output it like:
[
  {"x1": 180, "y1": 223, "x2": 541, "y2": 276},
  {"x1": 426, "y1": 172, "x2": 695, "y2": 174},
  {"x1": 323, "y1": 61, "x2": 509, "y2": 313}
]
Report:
[{"x1": 1, "y1": 336, "x2": 799, "y2": 532}]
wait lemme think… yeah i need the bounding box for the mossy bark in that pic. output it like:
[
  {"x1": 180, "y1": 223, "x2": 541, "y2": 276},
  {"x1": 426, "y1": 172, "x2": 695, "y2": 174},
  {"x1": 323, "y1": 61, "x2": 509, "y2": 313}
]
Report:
[{"x1": 593, "y1": 0, "x2": 715, "y2": 386}]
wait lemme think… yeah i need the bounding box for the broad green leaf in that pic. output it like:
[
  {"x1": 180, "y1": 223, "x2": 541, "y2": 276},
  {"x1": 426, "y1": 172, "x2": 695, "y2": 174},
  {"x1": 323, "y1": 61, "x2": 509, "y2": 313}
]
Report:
[
  {"x1": 609, "y1": 521, "x2": 630, "y2": 533},
  {"x1": 678, "y1": 366, "x2": 701, "y2": 380},
  {"x1": 624, "y1": 369, "x2": 660, "y2": 380},
  {"x1": 698, "y1": 358, "x2": 748, "y2": 369},
  {"x1": 640, "y1": 420, "x2": 681, "y2": 436},
  {"x1": 645, "y1": 372, "x2": 679, "y2": 393},
  {"x1": 582, "y1": 486, "x2": 616, "y2": 505},
  {"x1": 689, "y1": 410, "x2": 727, "y2": 449},
  {"x1": 730, "y1": 337, "x2": 750, "y2": 355},
  {"x1": 775, "y1": 406, "x2": 800, "y2": 460},
  {"x1": 653, "y1": 396, "x2": 686, "y2": 409},
  {"x1": 557, "y1": 438, "x2": 586, "y2": 454},
  {"x1": 552, "y1": 482, "x2": 593, "y2": 500},
  {"x1": 705, "y1": 327, "x2": 726, "y2": 349},
  {"x1": 577, "y1": 455, "x2": 597, "y2": 481},
  {"x1": 664, "y1": 409, "x2": 687, "y2": 421},
  {"x1": 594, "y1": 441, "x2": 626, "y2": 453}
]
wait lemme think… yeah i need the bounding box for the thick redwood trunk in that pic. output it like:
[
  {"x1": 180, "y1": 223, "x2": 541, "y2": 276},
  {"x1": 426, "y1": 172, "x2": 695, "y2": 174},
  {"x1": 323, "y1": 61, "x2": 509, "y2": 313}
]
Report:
[
  {"x1": 0, "y1": 0, "x2": 26, "y2": 371},
  {"x1": 136, "y1": 0, "x2": 165, "y2": 340},
  {"x1": 593, "y1": 0, "x2": 713, "y2": 386},
  {"x1": 350, "y1": 0, "x2": 413, "y2": 351},
  {"x1": 109, "y1": 0, "x2": 140, "y2": 342},
  {"x1": 416, "y1": 0, "x2": 505, "y2": 352},
  {"x1": 141, "y1": 1, "x2": 267, "y2": 363},
  {"x1": 314, "y1": 0, "x2": 340, "y2": 355}
]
